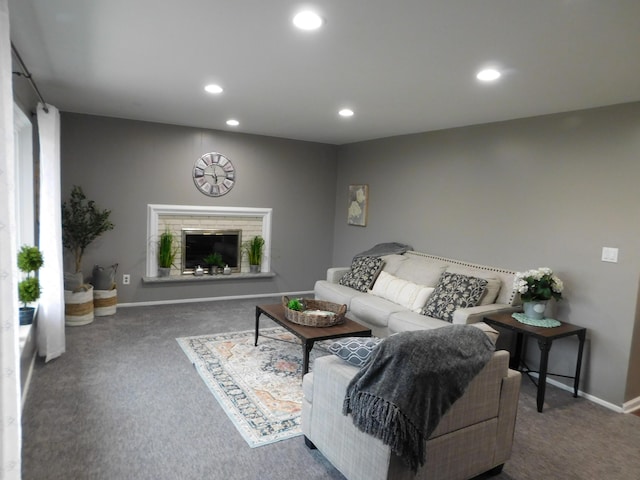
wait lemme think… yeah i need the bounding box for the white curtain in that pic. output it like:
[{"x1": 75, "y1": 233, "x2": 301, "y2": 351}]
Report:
[
  {"x1": 0, "y1": 0, "x2": 22, "y2": 477},
  {"x1": 37, "y1": 103, "x2": 65, "y2": 361}
]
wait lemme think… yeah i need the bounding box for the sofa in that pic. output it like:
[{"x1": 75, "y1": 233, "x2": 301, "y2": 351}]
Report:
[
  {"x1": 303, "y1": 251, "x2": 523, "y2": 479},
  {"x1": 314, "y1": 251, "x2": 521, "y2": 338},
  {"x1": 302, "y1": 349, "x2": 521, "y2": 480}
]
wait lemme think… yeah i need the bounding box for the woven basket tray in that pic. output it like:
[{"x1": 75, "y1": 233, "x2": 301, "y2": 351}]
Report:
[{"x1": 282, "y1": 296, "x2": 346, "y2": 327}]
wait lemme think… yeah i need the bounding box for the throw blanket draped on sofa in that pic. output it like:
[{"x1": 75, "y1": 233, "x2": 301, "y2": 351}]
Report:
[{"x1": 342, "y1": 325, "x2": 495, "y2": 472}]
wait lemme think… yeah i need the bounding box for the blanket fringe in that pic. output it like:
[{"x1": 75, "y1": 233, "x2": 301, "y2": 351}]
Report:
[{"x1": 344, "y1": 392, "x2": 425, "y2": 472}]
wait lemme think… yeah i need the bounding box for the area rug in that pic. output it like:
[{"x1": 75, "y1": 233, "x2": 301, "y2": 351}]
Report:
[{"x1": 177, "y1": 327, "x2": 329, "y2": 448}]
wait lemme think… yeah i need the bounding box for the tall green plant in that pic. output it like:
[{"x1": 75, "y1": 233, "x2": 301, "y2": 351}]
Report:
[
  {"x1": 17, "y1": 245, "x2": 44, "y2": 307},
  {"x1": 243, "y1": 235, "x2": 265, "y2": 265},
  {"x1": 62, "y1": 185, "x2": 114, "y2": 273},
  {"x1": 158, "y1": 230, "x2": 178, "y2": 268}
]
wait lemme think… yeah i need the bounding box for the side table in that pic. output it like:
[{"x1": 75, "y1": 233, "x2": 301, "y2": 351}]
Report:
[{"x1": 483, "y1": 311, "x2": 586, "y2": 413}]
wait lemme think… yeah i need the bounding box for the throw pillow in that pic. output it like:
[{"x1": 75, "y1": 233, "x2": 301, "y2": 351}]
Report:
[
  {"x1": 422, "y1": 273, "x2": 488, "y2": 322},
  {"x1": 370, "y1": 271, "x2": 435, "y2": 312},
  {"x1": 329, "y1": 337, "x2": 382, "y2": 367},
  {"x1": 339, "y1": 256, "x2": 384, "y2": 292}
]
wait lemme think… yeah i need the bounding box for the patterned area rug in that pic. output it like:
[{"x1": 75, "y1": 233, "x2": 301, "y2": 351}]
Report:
[{"x1": 177, "y1": 327, "x2": 329, "y2": 447}]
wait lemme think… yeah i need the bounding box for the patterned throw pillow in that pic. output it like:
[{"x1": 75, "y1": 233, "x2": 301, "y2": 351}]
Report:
[
  {"x1": 329, "y1": 337, "x2": 382, "y2": 367},
  {"x1": 422, "y1": 273, "x2": 488, "y2": 322},
  {"x1": 339, "y1": 256, "x2": 384, "y2": 292}
]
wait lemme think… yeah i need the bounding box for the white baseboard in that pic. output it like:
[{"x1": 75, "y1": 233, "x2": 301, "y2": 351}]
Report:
[
  {"x1": 117, "y1": 290, "x2": 314, "y2": 308},
  {"x1": 528, "y1": 372, "x2": 624, "y2": 413},
  {"x1": 21, "y1": 349, "x2": 37, "y2": 411},
  {"x1": 622, "y1": 395, "x2": 640, "y2": 414}
]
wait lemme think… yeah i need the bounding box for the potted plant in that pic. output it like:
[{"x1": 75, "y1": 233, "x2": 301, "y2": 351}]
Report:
[
  {"x1": 203, "y1": 251, "x2": 224, "y2": 275},
  {"x1": 17, "y1": 245, "x2": 44, "y2": 325},
  {"x1": 158, "y1": 229, "x2": 178, "y2": 276},
  {"x1": 513, "y1": 267, "x2": 564, "y2": 320},
  {"x1": 62, "y1": 185, "x2": 114, "y2": 326},
  {"x1": 62, "y1": 185, "x2": 114, "y2": 288},
  {"x1": 243, "y1": 235, "x2": 265, "y2": 273}
]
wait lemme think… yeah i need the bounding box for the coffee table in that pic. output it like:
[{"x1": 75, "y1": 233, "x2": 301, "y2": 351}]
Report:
[{"x1": 255, "y1": 303, "x2": 371, "y2": 376}]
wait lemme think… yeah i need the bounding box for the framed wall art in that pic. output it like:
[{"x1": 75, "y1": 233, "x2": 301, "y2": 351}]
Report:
[{"x1": 347, "y1": 184, "x2": 368, "y2": 226}]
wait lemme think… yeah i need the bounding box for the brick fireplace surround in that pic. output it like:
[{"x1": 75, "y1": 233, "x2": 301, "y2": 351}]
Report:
[{"x1": 145, "y1": 204, "x2": 272, "y2": 277}]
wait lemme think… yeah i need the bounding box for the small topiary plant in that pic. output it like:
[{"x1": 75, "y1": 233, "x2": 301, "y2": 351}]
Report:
[{"x1": 17, "y1": 245, "x2": 44, "y2": 308}]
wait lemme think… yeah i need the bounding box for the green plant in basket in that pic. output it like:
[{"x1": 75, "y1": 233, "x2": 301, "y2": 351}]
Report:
[{"x1": 287, "y1": 298, "x2": 304, "y2": 311}]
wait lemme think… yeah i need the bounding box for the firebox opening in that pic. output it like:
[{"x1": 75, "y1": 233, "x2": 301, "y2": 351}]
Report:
[{"x1": 182, "y1": 229, "x2": 241, "y2": 274}]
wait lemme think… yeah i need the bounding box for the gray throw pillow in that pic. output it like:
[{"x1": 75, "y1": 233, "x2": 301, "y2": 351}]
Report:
[
  {"x1": 422, "y1": 273, "x2": 488, "y2": 322},
  {"x1": 339, "y1": 256, "x2": 384, "y2": 292},
  {"x1": 329, "y1": 337, "x2": 382, "y2": 367}
]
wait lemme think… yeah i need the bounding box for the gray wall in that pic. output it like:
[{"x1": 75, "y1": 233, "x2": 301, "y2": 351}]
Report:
[
  {"x1": 333, "y1": 102, "x2": 640, "y2": 407},
  {"x1": 61, "y1": 102, "x2": 640, "y2": 408},
  {"x1": 61, "y1": 113, "x2": 338, "y2": 304}
]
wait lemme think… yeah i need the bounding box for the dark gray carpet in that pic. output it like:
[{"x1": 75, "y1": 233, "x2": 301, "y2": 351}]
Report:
[{"x1": 22, "y1": 298, "x2": 640, "y2": 480}]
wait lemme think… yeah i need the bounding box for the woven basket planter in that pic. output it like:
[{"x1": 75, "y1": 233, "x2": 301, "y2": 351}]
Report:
[
  {"x1": 282, "y1": 296, "x2": 346, "y2": 327},
  {"x1": 94, "y1": 288, "x2": 117, "y2": 316},
  {"x1": 64, "y1": 285, "x2": 94, "y2": 326}
]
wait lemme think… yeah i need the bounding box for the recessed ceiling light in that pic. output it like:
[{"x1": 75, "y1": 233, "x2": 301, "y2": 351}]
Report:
[
  {"x1": 226, "y1": 119, "x2": 239, "y2": 127},
  {"x1": 293, "y1": 11, "x2": 323, "y2": 30},
  {"x1": 338, "y1": 108, "x2": 354, "y2": 117},
  {"x1": 204, "y1": 84, "x2": 223, "y2": 94},
  {"x1": 476, "y1": 69, "x2": 501, "y2": 82}
]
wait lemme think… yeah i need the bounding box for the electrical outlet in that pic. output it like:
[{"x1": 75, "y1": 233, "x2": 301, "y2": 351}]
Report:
[{"x1": 122, "y1": 274, "x2": 131, "y2": 285}]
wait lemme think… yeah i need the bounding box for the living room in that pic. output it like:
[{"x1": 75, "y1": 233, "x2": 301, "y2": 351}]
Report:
[{"x1": 3, "y1": 1, "x2": 640, "y2": 479}]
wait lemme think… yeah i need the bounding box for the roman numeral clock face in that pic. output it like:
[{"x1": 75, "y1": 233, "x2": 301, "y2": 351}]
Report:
[{"x1": 192, "y1": 152, "x2": 236, "y2": 197}]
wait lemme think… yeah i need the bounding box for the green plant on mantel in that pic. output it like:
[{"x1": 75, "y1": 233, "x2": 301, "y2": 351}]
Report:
[
  {"x1": 158, "y1": 230, "x2": 179, "y2": 269},
  {"x1": 203, "y1": 251, "x2": 224, "y2": 268},
  {"x1": 62, "y1": 185, "x2": 114, "y2": 275},
  {"x1": 242, "y1": 235, "x2": 265, "y2": 266}
]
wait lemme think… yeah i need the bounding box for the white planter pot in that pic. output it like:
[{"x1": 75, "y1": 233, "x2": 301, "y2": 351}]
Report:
[
  {"x1": 94, "y1": 288, "x2": 117, "y2": 316},
  {"x1": 64, "y1": 286, "x2": 95, "y2": 326}
]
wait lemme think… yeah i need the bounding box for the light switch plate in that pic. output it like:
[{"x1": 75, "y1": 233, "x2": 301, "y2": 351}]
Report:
[{"x1": 601, "y1": 247, "x2": 619, "y2": 263}]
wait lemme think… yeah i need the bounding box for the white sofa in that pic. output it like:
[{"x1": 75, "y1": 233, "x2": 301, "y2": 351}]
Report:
[
  {"x1": 314, "y1": 251, "x2": 521, "y2": 338},
  {"x1": 304, "y1": 251, "x2": 523, "y2": 480}
]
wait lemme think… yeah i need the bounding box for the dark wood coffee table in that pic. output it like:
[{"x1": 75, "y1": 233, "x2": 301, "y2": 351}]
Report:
[{"x1": 255, "y1": 303, "x2": 371, "y2": 376}]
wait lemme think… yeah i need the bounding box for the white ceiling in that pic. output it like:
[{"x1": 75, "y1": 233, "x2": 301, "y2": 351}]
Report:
[{"x1": 9, "y1": 0, "x2": 640, "y2": 145}]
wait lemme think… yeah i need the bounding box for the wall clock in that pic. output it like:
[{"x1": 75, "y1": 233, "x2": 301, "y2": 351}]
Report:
[{"x1": 192, "y1": 152, "x2": 236, "y2": 197}]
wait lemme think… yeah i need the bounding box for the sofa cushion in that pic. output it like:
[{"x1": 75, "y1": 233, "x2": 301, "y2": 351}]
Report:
[
  {"x1": 445, "y1": 265, "x2": 502, "y2": 306},
  {"x1": 329, "y1": 337, "x2": 382, "y2": 367},
  {"x1": 350, "y1": 294, "x2": 407, "y2": 328},
  {"x1": 394, "y1": 259, "x2": 447, "y2": 287},
  {"x1": 422, "y1": 273, "x2": 488, "y2": 323},
  {"x1": 339, "y1": 256, "x2": 384, "y2": 292},
  {"x1": 370, "y1": 271, "x2": 434, "y2": 312},
  {"x1": 314, "y1": 280, "x2": 366, "y2": 308},
  {"x1": 380, "y1": 254, "x2": 407, "y2": 275},
  {"x1": 388, "y1": 310, "x2": 451, "y2": 334}
]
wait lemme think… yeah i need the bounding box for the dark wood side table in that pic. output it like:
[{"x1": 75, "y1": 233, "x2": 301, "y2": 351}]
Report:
[{"x1": 483, "y1": 311, "x2": 587, "y2": 413}]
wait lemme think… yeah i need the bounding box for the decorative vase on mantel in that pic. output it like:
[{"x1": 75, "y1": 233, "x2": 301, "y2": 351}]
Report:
[
  {"x1": 522, "y1": 301, "x2": 547, "y2": 320},
  {"x1": 249, "y1": 264, "x2": 260, "y2": 274}
]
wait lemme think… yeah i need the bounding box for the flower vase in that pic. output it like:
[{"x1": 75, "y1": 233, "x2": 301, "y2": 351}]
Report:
[{"x1": 523, "y1": 301, "x2": 547, "y2": 320}]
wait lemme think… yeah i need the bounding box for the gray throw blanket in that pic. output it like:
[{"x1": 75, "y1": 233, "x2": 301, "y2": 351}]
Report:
[
  {"x1": 342, "y1": 325, "x2": 495, "y2": 472},
  {"x1": 352, "y1": 242, "x2": 412, "y2": 259}
]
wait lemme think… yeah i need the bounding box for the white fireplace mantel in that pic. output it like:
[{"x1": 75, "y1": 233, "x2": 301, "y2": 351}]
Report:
[{"x1": 146, "y1": 204, "x2": 272, "y2": 277}]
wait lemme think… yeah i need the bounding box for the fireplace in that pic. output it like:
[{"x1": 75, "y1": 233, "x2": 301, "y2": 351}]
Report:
[
  {"x1": 146, "y1": 204, "x2": 272, "y2": 277},
  {"x1": 182, "y1": 229, "x2": 241, "y2": 274}
]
